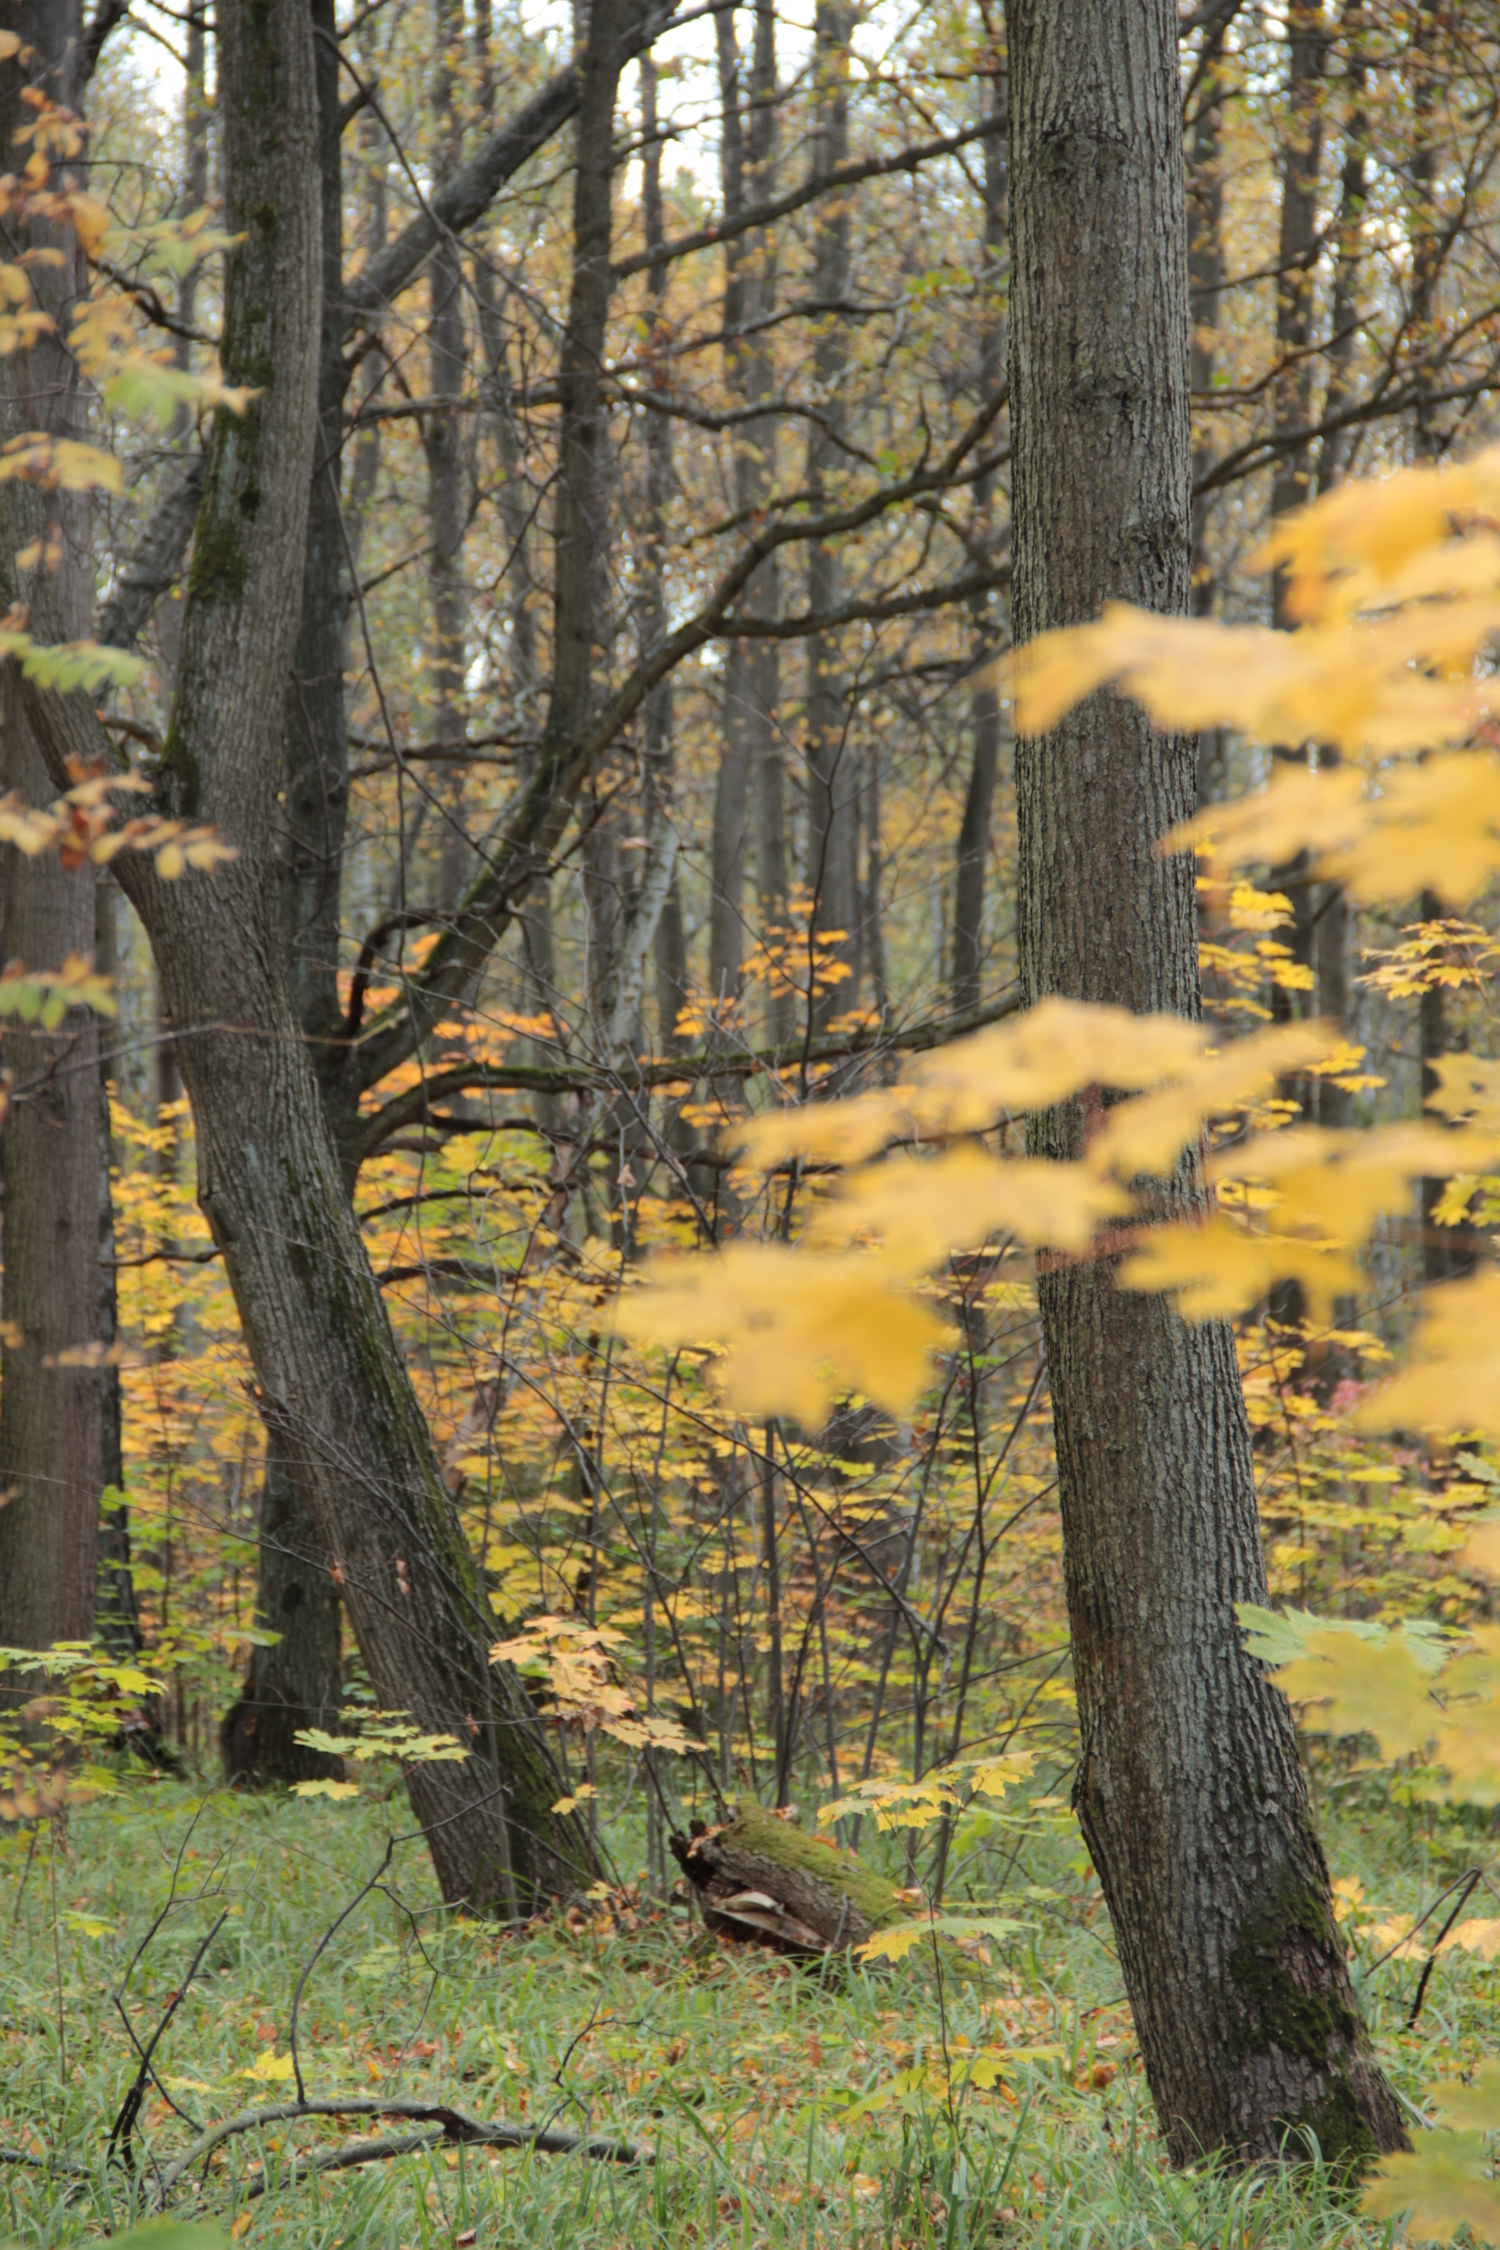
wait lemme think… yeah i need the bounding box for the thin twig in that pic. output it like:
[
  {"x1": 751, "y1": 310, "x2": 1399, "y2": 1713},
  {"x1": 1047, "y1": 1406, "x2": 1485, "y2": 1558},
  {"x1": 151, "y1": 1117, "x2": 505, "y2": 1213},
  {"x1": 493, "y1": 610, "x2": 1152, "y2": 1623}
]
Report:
[
  {"x1": 107, "y1": 1912, "x2": 229, "y2": 2172},
  {"x1": 1406, "y1": 1868, "x2": 1482, "y2": 2031}
]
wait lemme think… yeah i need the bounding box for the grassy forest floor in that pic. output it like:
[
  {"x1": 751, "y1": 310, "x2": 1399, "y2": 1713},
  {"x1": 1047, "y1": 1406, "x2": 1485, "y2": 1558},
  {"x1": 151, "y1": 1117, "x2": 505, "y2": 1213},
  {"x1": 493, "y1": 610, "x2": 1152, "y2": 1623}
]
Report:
[{"x1": 2, "y1": 1782, "x2": 1495, "y2": 2250}]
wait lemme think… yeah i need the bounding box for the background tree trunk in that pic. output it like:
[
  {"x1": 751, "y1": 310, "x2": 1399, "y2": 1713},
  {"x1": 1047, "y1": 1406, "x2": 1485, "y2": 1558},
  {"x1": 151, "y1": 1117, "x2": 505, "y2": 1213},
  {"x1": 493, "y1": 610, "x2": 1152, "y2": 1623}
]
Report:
[
  {"x1": 11, "y1": 0, "x2": 599, "y2": 1909},
  {"x1": 0, "y1": 0, "x2": 105, "y2": 1656},
  {"x1": 1008, "y1": 0, "x2": 1407, "y2": 2167},
  {"x1": 803, "y1": 0, "x2": 856, "y2": 1028},
  {"x1": 951, "y1": 82, "x2": 1006, "y2": 1014},
  {"x1": 221, "y1": 1453, "x2": 345, "y2": 1786}
]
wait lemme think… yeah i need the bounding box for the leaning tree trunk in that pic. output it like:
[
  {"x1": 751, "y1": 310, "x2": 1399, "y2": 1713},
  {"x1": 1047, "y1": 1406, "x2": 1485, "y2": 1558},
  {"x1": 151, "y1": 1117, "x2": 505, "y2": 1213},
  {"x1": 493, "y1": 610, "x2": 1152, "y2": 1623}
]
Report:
[
  {"x1": 1007, "y1": 0, "x2": 1407, "y2": 2168},
  {"x1": 12, "y1": 0, "x2": 597, "y2": 1911}
]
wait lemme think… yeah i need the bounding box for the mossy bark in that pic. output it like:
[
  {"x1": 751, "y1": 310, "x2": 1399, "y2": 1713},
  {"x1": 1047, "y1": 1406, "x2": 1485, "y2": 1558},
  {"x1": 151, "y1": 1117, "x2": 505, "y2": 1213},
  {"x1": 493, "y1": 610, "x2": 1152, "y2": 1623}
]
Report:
[
  {"x1": 674, "y1": 1799, "x2": 903, "y2": 1951},
  {"x1": 1007, "y1": 0, "x2": 1409, "y2": 2168}
]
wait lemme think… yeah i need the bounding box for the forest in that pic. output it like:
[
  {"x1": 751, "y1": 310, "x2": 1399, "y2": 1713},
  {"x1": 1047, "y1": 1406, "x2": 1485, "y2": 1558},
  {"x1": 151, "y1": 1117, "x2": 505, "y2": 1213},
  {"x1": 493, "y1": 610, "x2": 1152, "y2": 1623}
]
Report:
[{"x1": 1, "y1": 0, "x2": 1500, "y2": 2243}]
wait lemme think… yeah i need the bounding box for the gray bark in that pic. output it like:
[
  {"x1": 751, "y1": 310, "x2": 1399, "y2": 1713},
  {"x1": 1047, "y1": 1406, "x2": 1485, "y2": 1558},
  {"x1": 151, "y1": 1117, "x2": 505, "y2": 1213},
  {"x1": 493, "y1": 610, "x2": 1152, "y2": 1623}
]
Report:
[
  {"x1": 639, "y1": 58, "x2": 689, "y2": 1049},
  {"x1": 803, "y1": 0, "x2": 857, "y2": 1029},
  {"x1": 12, "y1": 0, "x2": 595, "y2": 1909},
  {"x1": 951, "y1": 88, "x2": 1006, "y2": 1013},
  {"x1": 221, "y1": 1453, "x2": 345, "y2": 1786},
  {"x1": 708, "y1": 16, "x2": 753, "y2": 1005},
  {"x1": 1188, "y1": 16, "x2": 1229, "y2": 807},
  {"x1": 1008, "y1": 0, "x2": 1406, "y2": 2167},
  {"x1": 425, "y1": 0, "x2": 473, "y2": 912},
  {"x1": 1265, "y1": 4, "x2": 1326, "y2": 1023},
  {"x1": 231, "y1": 0, "x2": 351, "y2": 1783},
  {"x1": 0, "y1": 0, "x2": 105, "y2": 1656}
]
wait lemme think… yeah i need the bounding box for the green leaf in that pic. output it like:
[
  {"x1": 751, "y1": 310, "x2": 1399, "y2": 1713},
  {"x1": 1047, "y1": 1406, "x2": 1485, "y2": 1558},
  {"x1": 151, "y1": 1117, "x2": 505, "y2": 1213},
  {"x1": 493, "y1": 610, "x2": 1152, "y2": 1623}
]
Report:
[
  {"x1": 1359, "y1": 2132, "x2": 1500, "y2": 2245},
  {"x1": 857, "y1": 1914, "x2": 1029, "y2": 1964}
]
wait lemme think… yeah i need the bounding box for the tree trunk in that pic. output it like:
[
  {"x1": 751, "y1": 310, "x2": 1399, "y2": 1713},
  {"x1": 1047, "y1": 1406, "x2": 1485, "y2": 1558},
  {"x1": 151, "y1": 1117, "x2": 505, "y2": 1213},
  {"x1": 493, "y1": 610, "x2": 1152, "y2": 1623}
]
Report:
[
  {"x1": 0, "y1": 0, "x2": 105, "y2": 1657},
  {"x1": 638, "y1": 58, "x2": 690, "y2": 1052},
  {"x1": 1187, "y1": 16, "x2": 1229, "y2": 808},
  {"x1": 1007, "y1": 0, "x2": 1407, "y2": 2168},
  {"x1": 0, "y1": 697, "x2": 105, "y2": 1652},
  {"x1": 708, "y1": 14, "x2": 752, "y2": 1010},
  {"x1": 804, "y1": 0, "x2": 856, "y2": 1029},
  {"x1": 951, "y1": 84, "x2": 1006, "y2": 1013},
  {"x1": 11, "y1": 0, "x2": 598, "y2": 1910},
  {"x1": 425, "y1": 0, "x2": 473, "y2": 912},
  {"x1": 224, "y1": 0, "x2": 351, "y2": 1784},
  {"x1": 221, "y1": 1453, "x2": 345, "y2": 1785}
]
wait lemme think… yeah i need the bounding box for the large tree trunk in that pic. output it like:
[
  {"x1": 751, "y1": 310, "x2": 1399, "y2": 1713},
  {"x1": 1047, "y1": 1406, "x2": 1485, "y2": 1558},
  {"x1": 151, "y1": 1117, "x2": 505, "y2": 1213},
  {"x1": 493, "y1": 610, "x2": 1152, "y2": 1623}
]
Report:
[
  {"x1": 231, "y1": 0, "x2": 351, "y2": 1783},
  {"x1": 11, "y1": 0, "x2": 597, "y2": 1910},
  {"x1": 0, "y1": 0, "x2": 105, "y2": 1656},
  {"x1": 1008, "y1": 0, "x2": 1407, "y2": 2168}
]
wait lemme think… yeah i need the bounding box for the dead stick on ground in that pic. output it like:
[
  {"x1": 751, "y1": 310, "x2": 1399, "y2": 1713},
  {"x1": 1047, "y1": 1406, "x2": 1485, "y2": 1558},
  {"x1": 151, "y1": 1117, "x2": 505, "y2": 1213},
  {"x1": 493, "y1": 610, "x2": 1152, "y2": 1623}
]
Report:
[{"x1": 152, "y1": 2096, "x2": 650, "y2": 2205}]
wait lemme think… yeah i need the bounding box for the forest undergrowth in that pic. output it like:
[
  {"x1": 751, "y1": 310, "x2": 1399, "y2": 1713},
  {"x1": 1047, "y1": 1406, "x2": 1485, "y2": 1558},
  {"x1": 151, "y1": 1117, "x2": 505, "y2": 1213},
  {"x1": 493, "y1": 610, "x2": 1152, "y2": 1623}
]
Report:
[{"x1": 2, "y1": 1779, "x2": 1496, "y2": 2250}]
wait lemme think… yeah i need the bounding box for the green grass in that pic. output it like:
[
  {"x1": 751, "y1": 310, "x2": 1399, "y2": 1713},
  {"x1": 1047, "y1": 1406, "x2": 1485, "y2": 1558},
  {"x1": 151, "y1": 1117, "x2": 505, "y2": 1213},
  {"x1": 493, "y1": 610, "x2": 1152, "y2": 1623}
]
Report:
[{"x1": 0, "y1": 1778, "x2": 1494, "y2": 2248}]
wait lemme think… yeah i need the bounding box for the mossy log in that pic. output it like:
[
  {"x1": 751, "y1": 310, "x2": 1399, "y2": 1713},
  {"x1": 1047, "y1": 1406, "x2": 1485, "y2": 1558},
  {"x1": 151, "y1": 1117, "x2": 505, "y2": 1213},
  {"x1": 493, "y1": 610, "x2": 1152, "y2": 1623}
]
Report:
[{"x1": 670, "y1": 1799, "x2": 904, "y2": 1955}]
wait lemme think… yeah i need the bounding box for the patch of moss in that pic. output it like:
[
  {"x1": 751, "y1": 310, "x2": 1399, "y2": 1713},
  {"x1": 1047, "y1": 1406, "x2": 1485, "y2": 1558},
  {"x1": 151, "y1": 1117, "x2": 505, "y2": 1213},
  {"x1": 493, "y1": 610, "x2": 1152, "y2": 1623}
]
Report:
[
  {"x1": 1288, "y1": 2076, "x2": 1380, "y2": 2174},
  {"x1": 158, "y1": 719, "x2": 202, "y2": 819},
  {"x1": 722, "y1": 1797, "x2": 905, "y2": 1929},
  {"x1": 1229, "y1": 1861, "x2": 1381, "y2": 2171},
  {"x1": 187, "y1": 510, "x2": 249, "y2": 607},
  {"x1": 1228, "y1": 1865, "x2": 1360, "y2": 2066}
]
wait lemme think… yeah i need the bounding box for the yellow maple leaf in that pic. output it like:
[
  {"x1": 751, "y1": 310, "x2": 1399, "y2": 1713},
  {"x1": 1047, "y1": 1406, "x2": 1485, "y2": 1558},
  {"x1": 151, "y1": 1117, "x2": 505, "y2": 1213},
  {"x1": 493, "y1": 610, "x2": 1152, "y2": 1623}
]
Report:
[
  {"x1": 1270, "y1": 1627, "x2": 1439, "y2": 1758},
  {"x1": 908, "y1": 997, "x2": 1206, "y2": 1132},
  {"x1": 1356, "y1": 1271, "x2": 1500, "y2": 1437},
  {"x1": 1118, "y1": 1216, "x2": 1358, "y2": 1322},
  {"x1": 1360, "y1": 2136, "x2": 1500, "y2": 2246},
  {"x1": 1429, "y1": 2062, "x2": 1500, "y2": 2131},
  {"x1": 1092, "y1": 1020, "x2": 1340, "y2": 1178},
  {"x1": 1207, "y1": 1122, "x2": 1500, "y2": 1251},
  {"x1": 616, "y1": 1243, "x2": 950, "y2": 1423},
  {"x1": 733, "y1": 1087, "x2": 911, "y2": 1171},
  {"x1": 1428, "y1": 1052, "x2": 1500, "y2": 1131},
  {"x1": 807, "y1": 1145, "x2": 1128, "y2": 1262},
  {"x1": 1437, "y1": 1919, "x2": 1500, "y2": 1964},
  {"x1": 1463, "y1": 1519, "x2": 1500, "y2": 1580}
]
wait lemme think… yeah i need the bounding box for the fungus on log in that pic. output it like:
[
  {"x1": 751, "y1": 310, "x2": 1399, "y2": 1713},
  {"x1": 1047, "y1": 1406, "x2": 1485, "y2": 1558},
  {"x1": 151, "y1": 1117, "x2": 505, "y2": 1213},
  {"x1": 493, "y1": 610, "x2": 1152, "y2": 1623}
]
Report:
[{"x1": 671, "y1": 1799, "x2": 904, "y2": 1955}]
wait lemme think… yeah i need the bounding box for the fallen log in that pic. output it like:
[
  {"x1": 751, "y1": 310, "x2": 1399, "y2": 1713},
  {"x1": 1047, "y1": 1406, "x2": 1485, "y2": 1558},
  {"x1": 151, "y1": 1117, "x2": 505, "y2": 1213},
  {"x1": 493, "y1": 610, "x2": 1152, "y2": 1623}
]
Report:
[{"x1": 671, "y1": 1799, "x2": 904, "y2": 1955}]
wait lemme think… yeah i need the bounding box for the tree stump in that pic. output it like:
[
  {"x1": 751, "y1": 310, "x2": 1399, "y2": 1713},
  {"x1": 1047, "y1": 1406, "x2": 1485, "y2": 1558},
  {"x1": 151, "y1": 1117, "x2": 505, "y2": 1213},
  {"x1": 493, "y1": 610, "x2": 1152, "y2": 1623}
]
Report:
[{"x1": 670, "y1": 1799, "x2": 903, "y2": 1955}]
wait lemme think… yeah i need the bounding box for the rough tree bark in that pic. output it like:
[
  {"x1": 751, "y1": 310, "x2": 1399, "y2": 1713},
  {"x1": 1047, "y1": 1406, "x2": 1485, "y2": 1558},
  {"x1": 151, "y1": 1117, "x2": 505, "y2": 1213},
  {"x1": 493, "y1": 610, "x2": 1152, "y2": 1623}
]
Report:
[
  {"x1": 224, "y1": 0, "x2": 351, "y2": 1786},
  {"x1": 12, "y1": 0, "x2": 597, "y2": 1908},
  {"x1": 803, "y1": 0, "x2": 857, "y2": 1028},
  {"x1": 951, "y1": 79, "x2": 1006, "y2": 1013},
  {"x1": 1008, "y1": 0, "x2": 1408, "y2": 2167},
  {"x1": 639, "y1": 56, "x2": 690, "y2": 1050},
  {"x1": 424, "y1": 0, "x2": 474, "y2": 912},
  {"x1": 0, "y1": 0, "x2": 106, "y2": 1655},
  {"x1": 708, "y1": 15, "x2": 753, "y2": 1006}
]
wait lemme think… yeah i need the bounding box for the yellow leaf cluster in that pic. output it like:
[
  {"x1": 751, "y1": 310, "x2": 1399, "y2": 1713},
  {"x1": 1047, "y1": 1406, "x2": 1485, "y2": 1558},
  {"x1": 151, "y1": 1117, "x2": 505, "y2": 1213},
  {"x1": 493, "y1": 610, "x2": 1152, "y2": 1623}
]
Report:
[
  {"x1": 1003, "y1": 444, "x2": 1500, "y2": 905},
  {"x1": 617, "y1": 1242, "x2": 951, "y2": 1424},
  {"x1": 1357, "y1": 1271, "x2": 1500, "y2": 1439}
]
